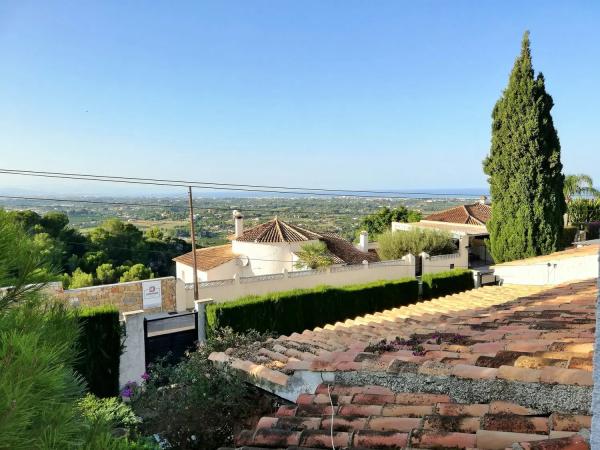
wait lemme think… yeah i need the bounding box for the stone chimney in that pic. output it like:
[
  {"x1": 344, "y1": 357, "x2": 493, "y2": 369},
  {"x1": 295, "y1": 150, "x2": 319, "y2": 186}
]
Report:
[
  {"x1": 358, "y1": 230, "x2": 369, "y2": 253},
  {"x1": 233, "y1": 210, "x2": 244, "y2": 238},
  {"x1": 479, "y1": 195, "x2": 488, "y2": 205}
]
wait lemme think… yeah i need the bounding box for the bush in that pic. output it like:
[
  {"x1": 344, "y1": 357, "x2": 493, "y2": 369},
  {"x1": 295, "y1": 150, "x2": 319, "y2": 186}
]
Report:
[
  {"x1": 75, "y1": 305, "x2": 122, "y2": 397},
  {"x1": 131, "y1": 329, "x2": 276, "y2": 450},
  {"x1": 206, "y1": 278, "x2": 419, "y2": 335},
  {"x1": 422, "y1": 269, "x2": 474, "y2": 299},
  {"x1": 120, "y1": 263, "x2": 154, "y2": 282},
  {"x1": 378, "y1": 228, "x2": 456, "y2": 260},
  {"x1": 560, "y1": 226, "x2": 578, "y2": 249},
  {"x1": 70, "y1": 267, "x2": 94, "y2": 288},
  {"x1": 77, "y1": 394, "x2": 141, "y2": 429}
]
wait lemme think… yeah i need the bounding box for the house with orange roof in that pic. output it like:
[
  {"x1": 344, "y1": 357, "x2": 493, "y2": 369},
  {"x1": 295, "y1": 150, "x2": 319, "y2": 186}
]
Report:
[
  {"x1": 392, "y1": 196, "x2": 494, "y2": 268},
  {"x1": 173, "y1": 211, "x2": 377, "y2": 282}
]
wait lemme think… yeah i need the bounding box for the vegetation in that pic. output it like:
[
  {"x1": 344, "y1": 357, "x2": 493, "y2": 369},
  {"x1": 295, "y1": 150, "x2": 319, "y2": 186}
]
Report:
[
  {"x1": 567, "y1": 198, "x2": 600, "y2": 227},
  {"x1": 564, "y1": 174, "x2": 599, "y2": 203},
  {"x1": 421, "y1": 268, "x2": 474, "y2": 299},
  {"x1": 130, "y1": 328, "x2": 276, "y2": 450},
  {"x1": 2, "y1": 210, "x2": 189, "y2": 288},
  {"x1": 75, "y1": 306, "x2": 122, "y2": 398},
  {"x1": 356, "y1": 206, "x2": 422, "y2": 239},
  {"x1": 294, "y1": 241, "x2": 334, "y2": 270},
  {"x1": 377, "y1": 228, "x2": 456, "y2": 260},
  {"x1": 206, "y1": 278, "x2": 419, "y2": 335},
  {"x1": 0, "y1": 210, "x2": 154, "y2": 449},
  {"x1": 483, "y1": 32, "x2": 565, "y2": 263}
]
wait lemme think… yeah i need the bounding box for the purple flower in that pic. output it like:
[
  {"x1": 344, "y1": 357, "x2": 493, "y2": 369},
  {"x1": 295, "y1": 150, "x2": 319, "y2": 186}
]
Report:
[
  {"x1": 121, "y1": 387, "x2": 132, "y2": 398},
  {"x1": 141, "y1": 372, "x2": 150, "y2": 381}
]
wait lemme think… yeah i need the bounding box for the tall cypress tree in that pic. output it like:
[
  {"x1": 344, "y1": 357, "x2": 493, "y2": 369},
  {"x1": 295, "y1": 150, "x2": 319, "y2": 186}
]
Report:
[{"x1": 483, "y1": 32, "x2": 565, "y2": 263}]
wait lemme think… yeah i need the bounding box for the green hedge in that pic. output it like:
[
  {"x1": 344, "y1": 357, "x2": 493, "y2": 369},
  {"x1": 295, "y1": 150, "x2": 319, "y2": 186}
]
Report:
[
  {"x1": 74, "y1": 305, "x2": 122, "y2": 397},
  {"x1": 206, "y1": 278, "x2": 419, "y2": 336},
  {"x1": 422, "y1": 268, "x2": 475, "y2": 299}
]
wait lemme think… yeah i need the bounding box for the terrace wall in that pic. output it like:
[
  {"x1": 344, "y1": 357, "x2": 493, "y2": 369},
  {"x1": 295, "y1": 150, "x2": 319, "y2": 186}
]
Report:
[{"x1": 179, "y1": 255, "x2": 416, "y2": 308}]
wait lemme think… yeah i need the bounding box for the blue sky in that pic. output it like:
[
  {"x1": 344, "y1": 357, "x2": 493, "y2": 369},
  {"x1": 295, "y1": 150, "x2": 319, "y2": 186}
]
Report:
[{"x1": 0, "y1": 1, "x2": 598, "y2": 196}]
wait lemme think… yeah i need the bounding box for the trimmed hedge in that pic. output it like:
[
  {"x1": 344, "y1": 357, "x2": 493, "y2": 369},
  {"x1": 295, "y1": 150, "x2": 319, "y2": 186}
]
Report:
[
  {"x1": 422, "y1": 268, "x2": 474, "y2": 299},
  {"x1": 206, "y1": 278, "x2": 419, "y2": 336},
  {"x1": 74, "y1": 305, "x2": 122, "y2": 397}
]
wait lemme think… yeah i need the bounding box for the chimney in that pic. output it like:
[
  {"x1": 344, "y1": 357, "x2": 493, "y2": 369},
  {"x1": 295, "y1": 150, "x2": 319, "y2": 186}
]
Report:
[
  {"x1": 233, "y1": 210, "x2": 244, "y2": 238},
  {"x1": 479, "y1": 195, "x2": 487, "y2": 205},
  {"x1": 358, "y1": 230, "x2": 369, "y2": 252}
]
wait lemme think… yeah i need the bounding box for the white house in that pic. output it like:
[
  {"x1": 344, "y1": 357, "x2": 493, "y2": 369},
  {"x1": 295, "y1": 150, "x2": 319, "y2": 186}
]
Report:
[
  {"x1": 174, "y1": 211, "x2": 378, "y2": 283},
  {"x1": 392, "y1": 197, "x2": 493, "y2": 268}
]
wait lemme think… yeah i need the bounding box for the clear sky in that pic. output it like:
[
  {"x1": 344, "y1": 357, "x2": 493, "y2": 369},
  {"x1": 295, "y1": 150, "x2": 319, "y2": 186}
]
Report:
[{"x1": 0, "y1": 1, "x2": 598, "y2": 196}]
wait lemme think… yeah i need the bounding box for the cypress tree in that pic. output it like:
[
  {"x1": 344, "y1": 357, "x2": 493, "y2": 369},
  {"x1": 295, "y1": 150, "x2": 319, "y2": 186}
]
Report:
[{"x1": 483, "y1": 32, "x2": 565, "y2": 263}]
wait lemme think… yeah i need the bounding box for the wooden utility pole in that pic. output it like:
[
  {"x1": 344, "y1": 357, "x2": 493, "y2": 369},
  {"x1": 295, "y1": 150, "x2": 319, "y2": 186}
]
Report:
[{"x1": 188, "y1": 186, "x2": 199, "y2": 301}]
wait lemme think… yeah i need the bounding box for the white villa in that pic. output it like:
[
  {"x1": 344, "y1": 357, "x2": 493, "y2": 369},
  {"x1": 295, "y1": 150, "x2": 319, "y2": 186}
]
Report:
[
  {"x1": 174, "y1": 211, "x2": 378, "y2": 282},
  {"x1": 392, "y1": 197, "x2": 493, "y2": 267}
]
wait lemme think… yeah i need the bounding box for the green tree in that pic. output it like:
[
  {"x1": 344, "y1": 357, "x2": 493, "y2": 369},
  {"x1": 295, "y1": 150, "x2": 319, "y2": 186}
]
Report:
[
  {"x1": 377, "y1": 228, "x2": 456, "y2": 260},
  {"x1": 357, "y1": 207, "x2": 421, "y2": 240},
  {"x1": 0, "y1": 211, "x2": 147, "y2": 449},
  {"x1": 120, "y1": 264, "x2": 154, "y2": 282},
  {"x1": 294, "y1": 242, "x2": 334, "y2": 270},
  {"x1": 564, "y1": 174, "x2": 599, "y2": 204},
  {"x1": 96, "y1": 263, "x2": 118, "y2": 285},
  {"x1": 483, "y1": 32, "x2": 565, "y2": 263},
  {"x1": 70, "y1": 268, "x2": 94, "y2": 288}
]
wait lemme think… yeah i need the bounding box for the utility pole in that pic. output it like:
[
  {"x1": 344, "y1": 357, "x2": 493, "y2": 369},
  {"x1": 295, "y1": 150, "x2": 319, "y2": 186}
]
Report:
[{"x1": 188, "y1": 186, "x2": 199, "y2": 301}]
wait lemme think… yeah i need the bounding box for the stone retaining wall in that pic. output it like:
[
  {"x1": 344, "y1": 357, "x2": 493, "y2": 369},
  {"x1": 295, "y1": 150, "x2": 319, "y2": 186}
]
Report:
[{"x1": 48, "y1": 277, "x2": 176, "y2": 314}]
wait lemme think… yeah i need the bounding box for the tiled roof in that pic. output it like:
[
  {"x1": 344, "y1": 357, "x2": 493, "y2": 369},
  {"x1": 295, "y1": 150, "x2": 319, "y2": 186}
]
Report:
[
  {"x1": 320, "y1": 233, "x2": 379, "y2": 264},
  {"x1": 224, "y1": 384, "x2": 590, "y2": 449},
  {"x1": 173, "y1": 244, "x2": 236, "y2": 271},
  {"x1": 236, "y1": 218, "x2": 322, "y2": 243},
  {"x1": 212, "y1": 279, "x2": 597, "y2": 449},
  {"x1": 493, "y1": 244, "x2": 599, "y2": 267},
  {"x1": 425, "y1": 203, "x2": 492, "y2": 225}
]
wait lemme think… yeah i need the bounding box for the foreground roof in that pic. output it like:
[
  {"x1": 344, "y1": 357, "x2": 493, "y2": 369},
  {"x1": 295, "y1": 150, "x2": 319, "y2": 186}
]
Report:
[
  {"x1": 493, "y1": 243, "x2": 600, "y2": 267},
  {"x1": 236, "y1": 218, "x2": 322, "y2": 243},
  {"x1": 173, "y1": 244, "x2": 235, "y2": 271},
  {"x1": 212, "y1": 279, "x2": 597, "y2": 449},
  {"x1": 425, "y1": 202, "x2": 491, "y2": 226}
]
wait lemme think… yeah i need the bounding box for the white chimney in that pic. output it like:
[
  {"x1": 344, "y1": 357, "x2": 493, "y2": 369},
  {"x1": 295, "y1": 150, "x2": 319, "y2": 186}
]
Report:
[
  {"x1": 479, "y1": 195, "x2": 487, "y2": 205},
  {"x1": 358, "y1": 230, "x2": 369, "y2": 252},
  {"x1": 233, "y1": 210, "x2": 244, "y2": 238}
]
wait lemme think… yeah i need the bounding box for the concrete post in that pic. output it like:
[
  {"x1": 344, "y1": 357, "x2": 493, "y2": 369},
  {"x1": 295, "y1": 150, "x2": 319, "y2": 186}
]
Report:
[
  {"x1": 175, "y1": 278, "x2": 188, "y2": 312},
  {"x1": 194, "y1": 298, "x2": 215, "y2": 343},
  {"x1": 119, "y1": 310, "x2": 146, "y2": 388}
]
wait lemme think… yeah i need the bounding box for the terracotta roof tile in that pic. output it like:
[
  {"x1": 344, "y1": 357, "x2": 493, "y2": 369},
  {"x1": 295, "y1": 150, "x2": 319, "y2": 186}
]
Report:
[
  {"x1": 221, "y1": 278, "x2": 596, "y2": 449},
  {"x1": 173, "y1": 244, "x2": 235, "y2": 270},
  {"x1": 425, "y1": 202, "x2": 491, "y2": 225}
]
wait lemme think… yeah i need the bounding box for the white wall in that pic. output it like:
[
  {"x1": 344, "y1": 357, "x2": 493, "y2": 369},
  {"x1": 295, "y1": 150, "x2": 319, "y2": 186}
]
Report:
[
  {"x1": 232, "y1": 240, "x2": 319, "y2": 275},
  {"x1": 493, "y1": 254, "x2": 599, "y2": 285},
  {"x1": 177, "y1": 259, "x2": 239, "y2": 283},
  {"x1": 179, "y1": 255, "x2": 416, "y2": 308}
]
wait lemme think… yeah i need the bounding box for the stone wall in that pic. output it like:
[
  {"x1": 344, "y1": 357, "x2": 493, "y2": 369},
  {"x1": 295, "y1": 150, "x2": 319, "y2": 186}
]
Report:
[{"x1": 49, "y1": 277, "x2": 176, "y2": 314}]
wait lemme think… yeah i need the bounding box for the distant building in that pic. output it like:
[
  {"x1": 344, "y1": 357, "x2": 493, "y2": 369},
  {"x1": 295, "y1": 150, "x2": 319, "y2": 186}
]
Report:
[
  {"x1": 392, "y1": 196, "x2": 493, "y2": 266},
  {"x1": 173, "y1": 211, "x2": 377, "y2": 282}
]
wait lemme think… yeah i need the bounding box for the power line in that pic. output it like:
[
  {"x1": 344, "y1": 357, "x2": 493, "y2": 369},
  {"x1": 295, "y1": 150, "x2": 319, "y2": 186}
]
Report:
[{"x1": 0, "y1": 168, "x2": 487, "y2": 198}]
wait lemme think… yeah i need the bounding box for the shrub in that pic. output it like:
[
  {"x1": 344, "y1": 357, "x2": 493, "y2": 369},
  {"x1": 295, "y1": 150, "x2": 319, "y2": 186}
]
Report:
[
  {"x1": 131, "y1": 329, "x2": 276, "y2": 450},
  {"x1": 75, "y1": 305, "x2": 122, "y2": 397},
  {"x1": 77, "y1": 394, "x2": 141, "y2": 429},
  {"x1": 421, "y1": 269, "x2": 474, "y2": 299},
  {"x1": 560, "y1": 226, "x2": 578, "y2": 249},
  {"x1": 70, "y1": 267, "x2": 94, "y2": 288},
  {"x1": 377, "y1": 228, "x2": 456, "y2": 260},
  {"x1": 206, "y1": 278, "x2": 419, "y2": 335},
  {"x1": 120, "y1": 263, "x2": 154, "y2": 282}
]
